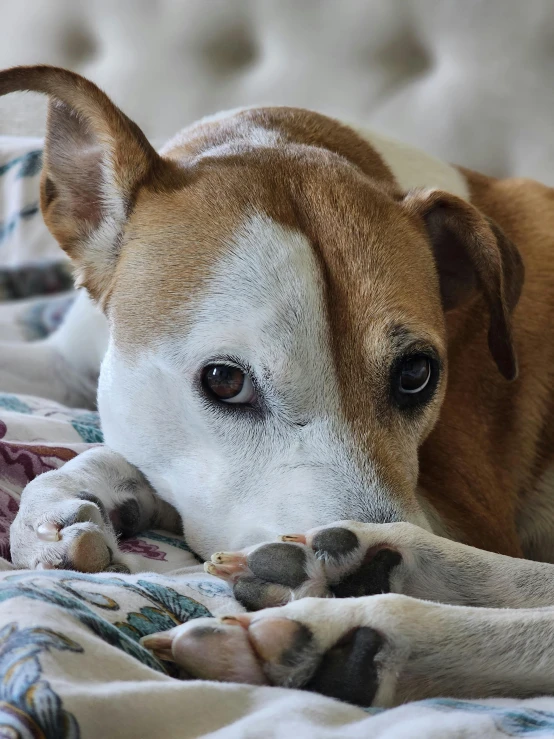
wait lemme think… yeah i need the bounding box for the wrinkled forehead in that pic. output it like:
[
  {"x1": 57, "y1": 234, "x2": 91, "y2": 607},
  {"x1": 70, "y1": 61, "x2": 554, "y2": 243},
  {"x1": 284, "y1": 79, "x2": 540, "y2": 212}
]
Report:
[{"x1": 108, "y1": 163, "x2": 445, "y2": 359}]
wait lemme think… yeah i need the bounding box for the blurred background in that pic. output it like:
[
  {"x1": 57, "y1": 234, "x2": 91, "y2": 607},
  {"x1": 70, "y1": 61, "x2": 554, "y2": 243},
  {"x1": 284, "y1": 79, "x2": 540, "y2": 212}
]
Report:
[{"x1": 1, "y1": 0, "x2": 554, "y2": 183}]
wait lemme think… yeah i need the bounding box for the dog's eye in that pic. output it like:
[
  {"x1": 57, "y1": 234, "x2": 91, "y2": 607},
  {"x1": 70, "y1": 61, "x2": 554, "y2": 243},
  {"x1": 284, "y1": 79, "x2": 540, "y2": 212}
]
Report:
[
  {"x1": 201, "y1": 364, "x2": 256, "y2": 404},
  {"x1": 399, "y1": 355, "x2": 431, "y2": 394},
  {"x1": 391, "y1": 353, "x2": 437, "y2": 410}
]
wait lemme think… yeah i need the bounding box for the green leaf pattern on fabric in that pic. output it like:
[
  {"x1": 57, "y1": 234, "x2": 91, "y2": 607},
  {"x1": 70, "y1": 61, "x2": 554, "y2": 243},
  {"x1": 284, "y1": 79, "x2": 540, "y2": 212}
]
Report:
[{"x1": 0, "y1": 622, "x2": 82, "y2": 738}]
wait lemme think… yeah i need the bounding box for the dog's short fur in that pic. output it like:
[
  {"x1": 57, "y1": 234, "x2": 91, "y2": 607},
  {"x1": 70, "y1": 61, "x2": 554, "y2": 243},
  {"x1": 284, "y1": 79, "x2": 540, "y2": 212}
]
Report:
[{"x1": 3, "y1": 65, "x2": 554, "y2": 707}]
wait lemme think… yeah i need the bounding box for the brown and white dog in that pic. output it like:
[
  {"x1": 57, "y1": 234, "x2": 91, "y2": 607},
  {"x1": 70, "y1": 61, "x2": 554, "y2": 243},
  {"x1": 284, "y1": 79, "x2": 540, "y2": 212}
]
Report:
[{"x1": 2, "y1": 65, "x2": 554, "y2": 708}]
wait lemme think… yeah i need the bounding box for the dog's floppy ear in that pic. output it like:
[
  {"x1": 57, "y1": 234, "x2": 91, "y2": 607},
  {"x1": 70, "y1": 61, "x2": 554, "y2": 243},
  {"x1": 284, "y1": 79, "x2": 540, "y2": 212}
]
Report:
[
  {"x1": 0, "y1": 65, "x2": 170, "y2": 301},
  {"x1": 403, "y1": 190, "x2": 524, "y2": 381}
]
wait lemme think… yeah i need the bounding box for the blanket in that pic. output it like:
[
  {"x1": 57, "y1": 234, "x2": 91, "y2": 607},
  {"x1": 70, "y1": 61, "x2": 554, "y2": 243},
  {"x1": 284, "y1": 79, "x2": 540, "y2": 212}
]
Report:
[{"x1": 1, "y1": 136, "x2": 554, "y2": 738}]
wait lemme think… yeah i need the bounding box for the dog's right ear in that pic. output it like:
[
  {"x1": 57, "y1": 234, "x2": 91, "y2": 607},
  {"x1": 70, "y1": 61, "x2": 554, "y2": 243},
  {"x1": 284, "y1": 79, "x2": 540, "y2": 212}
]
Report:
[
  {"x1": 403, "y1": 189, "x2": 524, "y2": 381},
  {"x1": 0, "y1": 65, "x2": 175, "y2": 302}
]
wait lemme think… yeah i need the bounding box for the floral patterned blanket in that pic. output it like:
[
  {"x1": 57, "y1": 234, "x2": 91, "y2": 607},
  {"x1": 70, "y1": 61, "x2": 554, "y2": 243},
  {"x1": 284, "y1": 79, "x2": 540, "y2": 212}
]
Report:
[{"x1": 1, "y1": 136, "x2": 554, "y2": 738}]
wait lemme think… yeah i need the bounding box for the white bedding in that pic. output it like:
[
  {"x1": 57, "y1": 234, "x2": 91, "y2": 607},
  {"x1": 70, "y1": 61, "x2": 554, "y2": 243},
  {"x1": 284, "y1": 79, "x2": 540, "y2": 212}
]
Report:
[{"x1": 1, "y1": 137, "x2": 553, "y2": 738}]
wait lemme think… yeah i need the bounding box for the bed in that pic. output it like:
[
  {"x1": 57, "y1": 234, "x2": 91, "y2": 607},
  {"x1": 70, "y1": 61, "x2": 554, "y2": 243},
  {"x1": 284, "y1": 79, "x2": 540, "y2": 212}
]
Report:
[{"x1": 2, "y1": 2, "x2": 554, "y2": 735}]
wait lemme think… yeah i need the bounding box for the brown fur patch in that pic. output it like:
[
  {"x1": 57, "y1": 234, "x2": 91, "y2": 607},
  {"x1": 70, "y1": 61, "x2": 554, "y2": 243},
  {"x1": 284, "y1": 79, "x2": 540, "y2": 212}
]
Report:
[{"x1": 419, "y1": 170, "x2": 554, "y2": 555}]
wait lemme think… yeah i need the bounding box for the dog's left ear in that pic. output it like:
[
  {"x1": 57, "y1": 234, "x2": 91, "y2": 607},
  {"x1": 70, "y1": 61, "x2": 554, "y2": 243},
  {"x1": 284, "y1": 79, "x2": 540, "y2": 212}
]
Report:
[
  {"x1": 0, "y1": 65, "x2": 176, "y2": 303},
  {"x1": 403, "y1": 190, "x2": 524, "y2": 381}
]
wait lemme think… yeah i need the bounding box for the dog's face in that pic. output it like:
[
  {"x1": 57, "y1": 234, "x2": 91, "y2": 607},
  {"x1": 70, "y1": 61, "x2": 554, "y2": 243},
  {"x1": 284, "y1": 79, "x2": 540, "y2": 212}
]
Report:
[
  {"x1": 0, "y1": 67, "x2": 522, "y2": 557},
  {"x1": 98, "y1": 158, "x2": 449, "y2": 555}
]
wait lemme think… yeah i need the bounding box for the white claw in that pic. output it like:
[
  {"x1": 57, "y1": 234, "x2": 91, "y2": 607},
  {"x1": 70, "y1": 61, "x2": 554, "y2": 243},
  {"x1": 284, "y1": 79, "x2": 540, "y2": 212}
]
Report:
[{"x1": 37, "y1": 522, "x2": 61, "y2": 542}]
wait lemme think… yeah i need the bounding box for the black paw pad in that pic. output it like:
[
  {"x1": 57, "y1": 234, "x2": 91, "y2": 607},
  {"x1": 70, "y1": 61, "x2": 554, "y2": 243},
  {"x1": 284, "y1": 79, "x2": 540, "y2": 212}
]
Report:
[
  {"x1": 305, "y1": 627, "x2": 383, "y2": 706},
  {"x1": 113, "y1": 498, "x2": 141, "y2": 537},
  {"x1": 233, "y1": 576, "x2": 290, "y2": 611},
  {"x1": 279, "y1": 623, "x2": 315, "y2": 669},
  {"x1": 248, "y1": 543, "x2": 308, "y2": 589},
  {"x1": 330, "y1": 548, "x2": 402, "y2": 598},
  {"x1": 312, "y1": 527, "x2": 359, "y2": 559}
]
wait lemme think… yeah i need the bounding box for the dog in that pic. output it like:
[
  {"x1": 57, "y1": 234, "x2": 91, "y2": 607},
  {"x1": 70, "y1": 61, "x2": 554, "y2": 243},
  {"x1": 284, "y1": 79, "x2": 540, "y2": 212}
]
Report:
[{"x1": 2, "y1": 64, "x2": 554, "y2": 708}]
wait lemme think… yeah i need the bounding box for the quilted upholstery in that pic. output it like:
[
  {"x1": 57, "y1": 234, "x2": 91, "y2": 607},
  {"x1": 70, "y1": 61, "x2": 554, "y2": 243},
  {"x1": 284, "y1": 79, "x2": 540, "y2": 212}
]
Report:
[{"x1": 0, "y1": 0, "x2": 553, "y2": 183}]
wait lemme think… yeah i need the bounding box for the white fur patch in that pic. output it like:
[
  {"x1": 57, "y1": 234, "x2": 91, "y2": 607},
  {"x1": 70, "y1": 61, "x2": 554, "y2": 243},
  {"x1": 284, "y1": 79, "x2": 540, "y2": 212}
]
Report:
[
  {"x1": 349, "y1": 125, "x2": 470, "y2": 199},
  {"x1": 160, "y1": 107, "x2": 281, "y2": 160},
  {"x1": 195, "y1": 125, "x2": 281, "y2": 160}
]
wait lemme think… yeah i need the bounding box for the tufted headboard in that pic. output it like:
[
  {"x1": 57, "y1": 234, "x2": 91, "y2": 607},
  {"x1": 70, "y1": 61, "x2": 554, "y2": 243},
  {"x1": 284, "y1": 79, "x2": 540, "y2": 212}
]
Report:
[{"x1": 1, "y1": 0, "x2": 554, "y2": 184}]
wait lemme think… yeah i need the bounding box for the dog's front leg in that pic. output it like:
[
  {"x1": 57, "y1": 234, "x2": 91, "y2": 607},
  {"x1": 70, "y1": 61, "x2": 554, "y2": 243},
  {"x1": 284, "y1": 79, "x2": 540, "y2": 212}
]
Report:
[
  {"x1": 142, "y1": 523, "x2": 554, "y2": 705},
  {"x1": 10, "y1": 446, "x2": 180, "y2": 572},
  {"x1": 200, "y1": 521, "x2": 554, "y2": 610},
  {"x1": 0, "y1": 290, "x2": 108, "y2": 409},
  {"x1": 142, "y1": 594, "x2": 554, "y2": 707}
]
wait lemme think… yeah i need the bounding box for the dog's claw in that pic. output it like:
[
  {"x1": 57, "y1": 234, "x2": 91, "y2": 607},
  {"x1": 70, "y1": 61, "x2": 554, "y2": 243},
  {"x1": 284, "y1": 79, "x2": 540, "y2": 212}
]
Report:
[
  {"x1": 211, "y1": 551, "x2": 248, "y2": 567},
  {"x1": 204, "y1": 560, "x2": 245, "y2": 582},
  {"x1": 140, "y1": 631, "x2": 176, "y2": 661},
  {"x1": 204, "y1": 561, "x2": 235, "y2": 579},
  {"x1": 205, "y1": 551, "x2": 249, "y2": 582},
  {"x1": 279, "y1": 534, "x2": 306, "y2": 544},
  {"x1": 37, "y1": 522, "x2": 61, "y2": 542},
  {"x1": 140, "y1": 632, "x2": 171, "y2": 650}
]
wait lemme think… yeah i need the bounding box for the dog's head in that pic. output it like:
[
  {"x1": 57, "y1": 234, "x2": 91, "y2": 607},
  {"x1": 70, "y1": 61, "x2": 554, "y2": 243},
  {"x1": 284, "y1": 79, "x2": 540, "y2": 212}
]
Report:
[{"x1": 0, "y1": 66, "x2": 524, "y2": 556}]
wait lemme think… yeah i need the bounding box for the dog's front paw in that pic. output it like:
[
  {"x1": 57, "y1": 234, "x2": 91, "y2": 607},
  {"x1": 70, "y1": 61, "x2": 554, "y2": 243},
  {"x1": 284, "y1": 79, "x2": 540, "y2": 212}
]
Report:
[
  {"x1": 203, "y1": 521, "x2": 422, "y2": 610},
  {"x1": 141, "y1": 593, "x2": 424, "y2": 707},
  {"x1": 11, "y1": 484, "x2": 129, "y2": 573},
  {"x1": 9, "y1": 447, "x2": 167, "y2": 573}
]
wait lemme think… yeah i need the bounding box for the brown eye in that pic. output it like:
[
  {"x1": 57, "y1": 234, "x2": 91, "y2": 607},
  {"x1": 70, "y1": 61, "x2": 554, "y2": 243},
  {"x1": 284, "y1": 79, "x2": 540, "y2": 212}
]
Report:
[
  {"x1": 201, "y1": 364, "x2": 256, "y2": 404},
  {"x1": 399, "y1": 355, "x2": 431, "y2": 394}
]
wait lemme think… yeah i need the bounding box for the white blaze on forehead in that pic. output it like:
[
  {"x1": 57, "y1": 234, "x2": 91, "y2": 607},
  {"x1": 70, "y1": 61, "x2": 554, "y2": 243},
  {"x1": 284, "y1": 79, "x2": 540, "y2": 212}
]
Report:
[
  {"x1": 192, "y1": 126, "x2": 281, "y2": 161},
  {"x1": 161, "y1": 107, "x2": 282, "y2": 161},
  {"x1": 171, "y1": 213, "x2": 340, "y2": 417}
]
